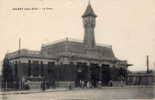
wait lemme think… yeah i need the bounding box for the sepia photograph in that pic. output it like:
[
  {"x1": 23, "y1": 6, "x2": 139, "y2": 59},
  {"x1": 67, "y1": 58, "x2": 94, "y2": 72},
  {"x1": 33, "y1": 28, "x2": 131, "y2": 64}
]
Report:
[{"x1": 0, "y1": 0, "x2": 155, "y2": 100}]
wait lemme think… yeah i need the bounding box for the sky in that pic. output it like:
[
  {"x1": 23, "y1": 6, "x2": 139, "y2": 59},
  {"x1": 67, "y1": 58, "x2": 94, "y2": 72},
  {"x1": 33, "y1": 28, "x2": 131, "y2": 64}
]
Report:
[{"x1": 0, "y1": 0, "x2": 155, "y2": 72}]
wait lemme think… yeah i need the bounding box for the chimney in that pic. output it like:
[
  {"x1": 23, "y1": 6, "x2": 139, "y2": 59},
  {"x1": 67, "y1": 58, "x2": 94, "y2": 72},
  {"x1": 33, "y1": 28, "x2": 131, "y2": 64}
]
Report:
[
  {"x1": 146, "y1": 55, "x2": 149, "y2": 73},
  {"x1": 18, "y1": 38, "x2": 21, "y2": 56}
]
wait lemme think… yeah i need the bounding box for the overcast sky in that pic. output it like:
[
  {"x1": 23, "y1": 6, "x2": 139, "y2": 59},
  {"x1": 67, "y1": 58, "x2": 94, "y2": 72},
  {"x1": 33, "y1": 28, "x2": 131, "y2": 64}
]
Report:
[{"x1": 0, "y1": 0, "x2": 155, "y2": 71}]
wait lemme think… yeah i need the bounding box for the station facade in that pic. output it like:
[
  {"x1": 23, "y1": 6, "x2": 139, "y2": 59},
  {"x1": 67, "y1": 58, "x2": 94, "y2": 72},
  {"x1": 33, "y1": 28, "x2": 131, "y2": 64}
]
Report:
[{"x1": 2, "y1": 2, "x2": 131, "y2": 90}]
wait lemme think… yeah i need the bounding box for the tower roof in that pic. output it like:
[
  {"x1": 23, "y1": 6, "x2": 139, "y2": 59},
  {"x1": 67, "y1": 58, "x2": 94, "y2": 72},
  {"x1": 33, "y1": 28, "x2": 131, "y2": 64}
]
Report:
[{"x1": 82, "y1": 2, "x2": 97, "y2": 17}]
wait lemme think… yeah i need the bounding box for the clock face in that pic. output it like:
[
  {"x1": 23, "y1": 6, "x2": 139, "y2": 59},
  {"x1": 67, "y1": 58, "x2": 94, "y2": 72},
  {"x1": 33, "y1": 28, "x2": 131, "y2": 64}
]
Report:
[{"x1": 83, "y1": 17, "x2": 96, "y2": 27}]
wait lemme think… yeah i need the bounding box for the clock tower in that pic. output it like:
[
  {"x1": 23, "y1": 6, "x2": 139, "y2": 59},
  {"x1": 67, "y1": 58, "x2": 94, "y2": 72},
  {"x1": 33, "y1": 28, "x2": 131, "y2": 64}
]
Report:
[{"x1": 82, "y1": 1, "x2": 97, "y2": 48}]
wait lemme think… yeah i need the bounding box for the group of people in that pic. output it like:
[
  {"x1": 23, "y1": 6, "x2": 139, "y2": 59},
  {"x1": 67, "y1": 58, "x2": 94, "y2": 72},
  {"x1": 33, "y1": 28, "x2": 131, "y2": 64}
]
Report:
[
  {"x1": 77, "y1": 80, "x2": 100, "y2": 88},
  {"x1": 22, "y1": 79, "x2": 125, "y2": 91}
]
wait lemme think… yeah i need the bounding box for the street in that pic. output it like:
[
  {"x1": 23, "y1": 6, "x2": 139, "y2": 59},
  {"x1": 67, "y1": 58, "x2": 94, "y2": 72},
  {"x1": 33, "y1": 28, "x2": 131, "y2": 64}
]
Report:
[{"x1": 0, "y1": 86, "x2": 154, "y2": 100}]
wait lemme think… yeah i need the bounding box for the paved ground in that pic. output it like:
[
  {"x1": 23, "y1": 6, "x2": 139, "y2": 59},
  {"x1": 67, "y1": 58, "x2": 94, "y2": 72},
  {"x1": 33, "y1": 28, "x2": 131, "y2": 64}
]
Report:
[{"x1": 0, "y1": 86, "x2": 154, "y2": 100}]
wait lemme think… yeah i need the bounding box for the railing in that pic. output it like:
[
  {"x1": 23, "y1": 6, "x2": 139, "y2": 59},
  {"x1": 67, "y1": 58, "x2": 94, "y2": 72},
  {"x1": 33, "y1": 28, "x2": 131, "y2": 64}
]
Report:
[
  {"x1": 42, "y1": 37, "x2": 112, "y2": 48},
  {"x1": 96, "y1": 43, "x2": 112, "y2": 48},
  {"x1": 6, "y1": 49, "x2": 40, "y2": 58},
  {"x1": 42, "y1": 38, "x2": 67, "y2": 47}
]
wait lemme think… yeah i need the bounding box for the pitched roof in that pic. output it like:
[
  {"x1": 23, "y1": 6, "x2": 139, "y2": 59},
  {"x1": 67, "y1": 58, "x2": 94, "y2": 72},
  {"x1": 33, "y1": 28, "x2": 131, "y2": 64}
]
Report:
[{"x1": 82, "y1": 2, "x2": 97, "y2": 17}]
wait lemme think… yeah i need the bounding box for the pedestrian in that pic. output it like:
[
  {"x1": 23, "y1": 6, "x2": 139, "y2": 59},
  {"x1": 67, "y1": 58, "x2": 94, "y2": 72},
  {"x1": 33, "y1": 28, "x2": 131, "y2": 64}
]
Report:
[
  {"x1": 84, "y1": 80, "x2": 87, "y2": 88},
  {"x1": 41, "y1": 80, "x2": 46, "y2": 91},
  {"x1": 109, "y1": 80, "x2": 113, "y2": 87},
  {"x1": 68, "y1": 83, "x2": 73, "y2": 90}
]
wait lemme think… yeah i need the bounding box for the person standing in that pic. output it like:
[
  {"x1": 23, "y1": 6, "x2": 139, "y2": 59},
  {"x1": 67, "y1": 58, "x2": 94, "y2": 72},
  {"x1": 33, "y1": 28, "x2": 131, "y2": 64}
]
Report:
[{"x1": 41, "y1": 78, "x2": 46, "y2": 91}]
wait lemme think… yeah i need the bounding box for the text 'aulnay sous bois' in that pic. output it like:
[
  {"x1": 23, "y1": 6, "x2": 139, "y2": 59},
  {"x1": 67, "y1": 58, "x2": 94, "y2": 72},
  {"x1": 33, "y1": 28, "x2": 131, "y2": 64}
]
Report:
[{"x1": 12, "y1": 7, "x2": 53, "y2": 11}]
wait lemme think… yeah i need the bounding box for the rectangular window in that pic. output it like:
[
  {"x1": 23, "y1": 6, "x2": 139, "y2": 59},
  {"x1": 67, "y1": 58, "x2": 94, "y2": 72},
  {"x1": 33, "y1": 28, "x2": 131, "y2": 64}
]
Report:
[
  {"x1": 33, "y1": 61, "x2": 39, "y2": 76},
  {"x1": 28, "y1": 60, "x2": 31, "y2": 76},
  {"x1": 47, "y1": 62, "x2": 55, "y2": 74},
  {"x1": 40, "y1": 61, "x2": 44, "y2": 76},
  {"x1": 14, "y1": 61, "x2": 18, "y2": 77}
]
